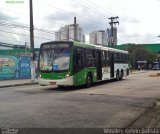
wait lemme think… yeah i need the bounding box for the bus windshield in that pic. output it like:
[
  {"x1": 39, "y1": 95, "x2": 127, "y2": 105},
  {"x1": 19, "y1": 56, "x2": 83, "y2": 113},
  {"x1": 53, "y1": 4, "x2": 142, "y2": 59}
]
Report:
[{"x1": 39, "y1": 43, "x2": 70, "y2": 71}]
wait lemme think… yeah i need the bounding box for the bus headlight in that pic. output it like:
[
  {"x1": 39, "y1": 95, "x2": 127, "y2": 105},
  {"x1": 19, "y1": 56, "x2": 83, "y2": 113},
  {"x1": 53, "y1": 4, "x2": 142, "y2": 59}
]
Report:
[
  {"x1": 65, "y1": 73, "x2": 70, "y2": 78},
  {"x1": 39, "y1": 74, "x2": 42, "y2": 78}
]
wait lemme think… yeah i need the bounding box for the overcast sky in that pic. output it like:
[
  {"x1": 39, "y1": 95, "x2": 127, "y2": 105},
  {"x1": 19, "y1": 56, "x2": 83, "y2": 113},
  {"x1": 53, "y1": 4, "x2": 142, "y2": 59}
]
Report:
[{"x1": 0, "y1": 0, "x2": 160, "y2": 47}]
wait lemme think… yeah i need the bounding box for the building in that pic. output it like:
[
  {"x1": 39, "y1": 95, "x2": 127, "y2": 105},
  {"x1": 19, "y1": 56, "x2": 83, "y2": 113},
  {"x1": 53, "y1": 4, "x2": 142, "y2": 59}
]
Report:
[
  {"x1": 55, "y1": 24, "x2": 85, "y2": 42},
  {"x1": 106, "y1": 28, "x2": 117, "y2": 46},
  {"x1": 89, "y1": 30, "x2": 107, "y2": 46},
  {"x1": 89, "y1": 28, "x2": 117, "y2": 46},
  {"x1": 89, "y1": 31, "x2": 97, "y2": 44},
  {"x1": 55, "y1": 31, "x2": 61, "y2": 41},
  {"x1": 82, "y1": 35, "x2": 85, "y2": 43}
]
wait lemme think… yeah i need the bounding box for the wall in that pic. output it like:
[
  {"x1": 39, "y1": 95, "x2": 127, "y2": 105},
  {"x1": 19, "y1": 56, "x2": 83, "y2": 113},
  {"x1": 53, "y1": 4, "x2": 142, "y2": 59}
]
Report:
[
  {"x1": 0, "y1": 55, "x2": 31, "y2": 80},
  {"x1": 18, "y1": 56, "x2": 31, "y2": 78}
]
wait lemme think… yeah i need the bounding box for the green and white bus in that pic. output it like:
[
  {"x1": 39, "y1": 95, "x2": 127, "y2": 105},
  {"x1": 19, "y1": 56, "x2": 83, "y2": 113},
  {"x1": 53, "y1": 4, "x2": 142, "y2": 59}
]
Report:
[{"x1": 38, "y1": 41, "x2": 129, "y2": 87}]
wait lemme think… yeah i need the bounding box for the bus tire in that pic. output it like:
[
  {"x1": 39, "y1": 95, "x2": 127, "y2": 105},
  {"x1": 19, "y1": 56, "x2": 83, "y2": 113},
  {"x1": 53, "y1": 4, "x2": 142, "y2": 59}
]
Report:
[
  {"x1": 39, "y1": 84, "x2": 46, "y2": 86},
  {"x1": 127, "y1": 69, "x2": 129, "y2": 76},
  {"x1": 119, "y1": 70, "x2": 124, "y2": 80},
  {"x1": 86, "y1": 73, "x2": 92, "y2": 88},
  {"x1": 116, "y1": 71, "x2": 120, "y2": 81},
  {"x1": 58, "y1": 85, "x2": 64, "y2": 88}
]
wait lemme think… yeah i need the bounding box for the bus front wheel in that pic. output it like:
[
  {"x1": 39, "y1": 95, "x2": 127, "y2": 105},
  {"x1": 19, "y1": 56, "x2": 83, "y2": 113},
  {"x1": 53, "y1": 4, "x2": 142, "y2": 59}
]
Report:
[{"x1": 86, "y1": 74, "x2": 92, "y2": 88}]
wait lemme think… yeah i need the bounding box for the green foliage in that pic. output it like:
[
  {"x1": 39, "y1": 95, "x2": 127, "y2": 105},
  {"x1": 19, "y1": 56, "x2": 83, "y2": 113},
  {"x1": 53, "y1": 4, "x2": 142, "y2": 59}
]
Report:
[{"x1": 127, "y1": 44, "x2": 157, "y2": 68}]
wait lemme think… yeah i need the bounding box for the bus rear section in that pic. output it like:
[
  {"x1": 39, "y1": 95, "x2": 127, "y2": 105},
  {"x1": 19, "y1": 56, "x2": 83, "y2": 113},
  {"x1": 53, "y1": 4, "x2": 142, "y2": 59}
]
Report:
[{"x1": 38, "y1": 41, "x2": 74, "y2": 86}]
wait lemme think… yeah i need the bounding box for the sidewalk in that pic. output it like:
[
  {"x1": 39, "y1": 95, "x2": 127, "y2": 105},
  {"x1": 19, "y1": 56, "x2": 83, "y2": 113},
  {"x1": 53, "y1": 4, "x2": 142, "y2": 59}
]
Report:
[
  {"x1": 130, "y1": 69, "x2": 147, "y2": 74},
  {"x1": 129, "y1": 97, "x2": 160, "y2": 128},
  {"x1": 0, "y1": 79, "x2": 38, "y2": 88}
]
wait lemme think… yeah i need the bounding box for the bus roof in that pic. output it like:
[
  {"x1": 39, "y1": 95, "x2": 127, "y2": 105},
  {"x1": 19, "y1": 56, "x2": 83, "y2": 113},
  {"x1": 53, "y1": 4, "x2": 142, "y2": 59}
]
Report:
[
  {"x1": 40, "y1": 41, "x2": 128, "y2": 54},
  {"x1": 74, "y1": 41, "x2": 128, "y2": 54}
]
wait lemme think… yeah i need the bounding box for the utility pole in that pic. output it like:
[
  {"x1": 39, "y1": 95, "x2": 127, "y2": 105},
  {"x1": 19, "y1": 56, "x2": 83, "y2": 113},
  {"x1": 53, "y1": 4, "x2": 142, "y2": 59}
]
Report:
[
  {"x1": 25, "y1": 42, "x2": 28, "y2": 56},
  {"x1": 29, "y1": 0, "x2": 35, "y2": 81},
  {"x1": 157, "y1": 35, "x2": 160, "y2": 62},
  {"x1": 108, "y1": 16, "x2": 119, "y2": 47},
  {"x1": 74, "y1": 17, "x2": 76, "y2": 41}
]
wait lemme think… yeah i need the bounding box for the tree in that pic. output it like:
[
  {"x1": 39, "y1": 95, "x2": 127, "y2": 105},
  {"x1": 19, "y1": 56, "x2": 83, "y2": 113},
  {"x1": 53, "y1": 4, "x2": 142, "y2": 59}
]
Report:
[{"x1": 127, "y1": 44, "x2": 157, "y2": 69}]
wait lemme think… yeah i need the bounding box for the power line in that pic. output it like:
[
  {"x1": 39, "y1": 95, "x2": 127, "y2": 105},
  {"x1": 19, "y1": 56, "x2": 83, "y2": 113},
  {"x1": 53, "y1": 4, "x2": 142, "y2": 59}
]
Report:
[
  {"x1": 0, "y1": 6, "x2": 106, "y2": 32},
  {"x1": 0, "y1": 19, "x2": 86, "y2": 37},
  {"x1": 0, "y1": 21, "x2": 60, "y2": 35},
  {"x1": 0, "y1": 21, "x2": 80, "y2": 39},
  {"x1": 0, "y1": 20, "x2": 29, "y2": 29},
  {"x1": 0, "y1": 8, "x2": 67, "y2": 27},
  {"x1": 39, "y1": 2, "x2": 107, "y2": 27},
  {"x1": 0, "y1": 30, "x2": 53, "y2": 41},
  {"x1": 0, "y1": 6, "x2": 102, "y2": 29},
  {"x1": 0, "y1": 22, "x2": 56, "y2": 35},
  {"x1": 0, "y1": 23, "x2": 29, "y2": 31},
  {"x1": 1, "y1": 3, "x2": 109, "y2": 42},
  {"x1": 0, "y1": 18, "x2": 84, "y2": 43},
  {"x1": 79, "y1": 0, "x2": 115, "y2": 16},
  {"x1": 0, "y1": 24, "x2": 77, "y2": 42},
  {"x1": 0, "y1": 23, "x2": 57, "y2": 35},
  {"x1": 73, "y1": 0, "x2": 108, "y2": 18}
]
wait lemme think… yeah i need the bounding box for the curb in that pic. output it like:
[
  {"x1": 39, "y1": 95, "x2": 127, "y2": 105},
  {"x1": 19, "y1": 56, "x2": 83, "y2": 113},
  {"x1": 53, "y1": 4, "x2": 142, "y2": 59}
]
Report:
[{"x1": 0, "y1": 82, "x2": 38, "y2": 88}]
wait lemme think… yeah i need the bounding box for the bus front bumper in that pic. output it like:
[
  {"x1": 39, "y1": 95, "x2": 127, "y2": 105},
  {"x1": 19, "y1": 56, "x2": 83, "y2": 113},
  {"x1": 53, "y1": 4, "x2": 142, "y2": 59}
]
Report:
[{"x1": 38, "y1": 76, "x2": 74, "y2": 86}]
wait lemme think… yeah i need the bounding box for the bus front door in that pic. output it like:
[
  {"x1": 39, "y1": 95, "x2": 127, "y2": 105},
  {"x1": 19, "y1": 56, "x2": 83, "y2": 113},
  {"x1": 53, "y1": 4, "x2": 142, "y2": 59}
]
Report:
[
  {"x1": 110, "y1": 53, "x2": 114, "y2": 78},
  {"x1": 96, "y1": 51, "x2": 102, "y2": 80}
]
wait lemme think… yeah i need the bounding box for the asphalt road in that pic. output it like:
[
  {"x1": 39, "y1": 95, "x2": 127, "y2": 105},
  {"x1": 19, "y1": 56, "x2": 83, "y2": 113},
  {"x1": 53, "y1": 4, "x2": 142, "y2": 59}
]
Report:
[{"x1": 0, "y1": 71, "x2": 160, "y2": 129}]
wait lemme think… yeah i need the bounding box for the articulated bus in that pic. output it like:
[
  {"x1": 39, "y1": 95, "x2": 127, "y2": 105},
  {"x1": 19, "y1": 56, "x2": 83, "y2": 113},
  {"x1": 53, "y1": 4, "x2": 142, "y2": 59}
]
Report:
[{"x1": 38, "y1": 41, "x2": 129, "y2": 87}]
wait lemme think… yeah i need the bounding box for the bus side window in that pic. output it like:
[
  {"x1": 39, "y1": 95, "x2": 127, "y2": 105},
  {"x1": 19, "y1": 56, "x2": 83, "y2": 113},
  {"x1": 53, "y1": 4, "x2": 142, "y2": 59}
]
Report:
[
  {"x1": 74, "y1": 49, "x2": 80, "y2": 65},
  {"x1": 102, "y1": 51, "x2": 106, "y2": 67},
  {"x1": 74, "y1": 48, "x2": 86, "y2": 73},
  {"x1": 78, "y1": 49, "x2": 83, "y2": 66},
  {"x1": 106, "y1": 51, "x2": 109, "y2": 66},
  {"x1": 86, "y1": 49, "x2": 95, "y2": 67},
  {"x1": 74, "y1": 48, "x2": 83, "y2": 66}
]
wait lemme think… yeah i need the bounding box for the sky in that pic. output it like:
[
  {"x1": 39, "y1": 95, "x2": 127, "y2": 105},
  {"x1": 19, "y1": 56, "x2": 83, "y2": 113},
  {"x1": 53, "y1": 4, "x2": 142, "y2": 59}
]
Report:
[{"x1": 0, "y1": 0, "x2": 160, "y2": 48}]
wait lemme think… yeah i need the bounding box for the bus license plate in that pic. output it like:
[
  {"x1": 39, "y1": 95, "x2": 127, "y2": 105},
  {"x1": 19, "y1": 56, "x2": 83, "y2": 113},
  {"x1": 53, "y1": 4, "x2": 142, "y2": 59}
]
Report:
[{"x1": 50, "y1": 82, "x2": 56, "y2": 85}]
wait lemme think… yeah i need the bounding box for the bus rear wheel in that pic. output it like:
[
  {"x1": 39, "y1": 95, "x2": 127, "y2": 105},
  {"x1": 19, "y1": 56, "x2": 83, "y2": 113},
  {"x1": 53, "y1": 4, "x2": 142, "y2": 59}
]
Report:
[
  {"x1": 119, "y1": 70, "x2": 124, "y2": 80},
  {"x1": 86, "y1": 74, "x2": 92, "y2": 88},
  {"x1": 116, "y1": 71, "x2": 120, "y2": 81}
]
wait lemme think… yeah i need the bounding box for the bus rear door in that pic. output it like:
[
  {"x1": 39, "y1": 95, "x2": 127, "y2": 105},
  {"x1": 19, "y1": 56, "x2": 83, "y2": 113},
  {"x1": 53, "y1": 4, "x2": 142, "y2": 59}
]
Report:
[
  {"x1": 109, "y1": 52, "x2": 114, "y2": 78},
  {"x1": 96, "y1": 51, "x2": 102, "y2": 80}
]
